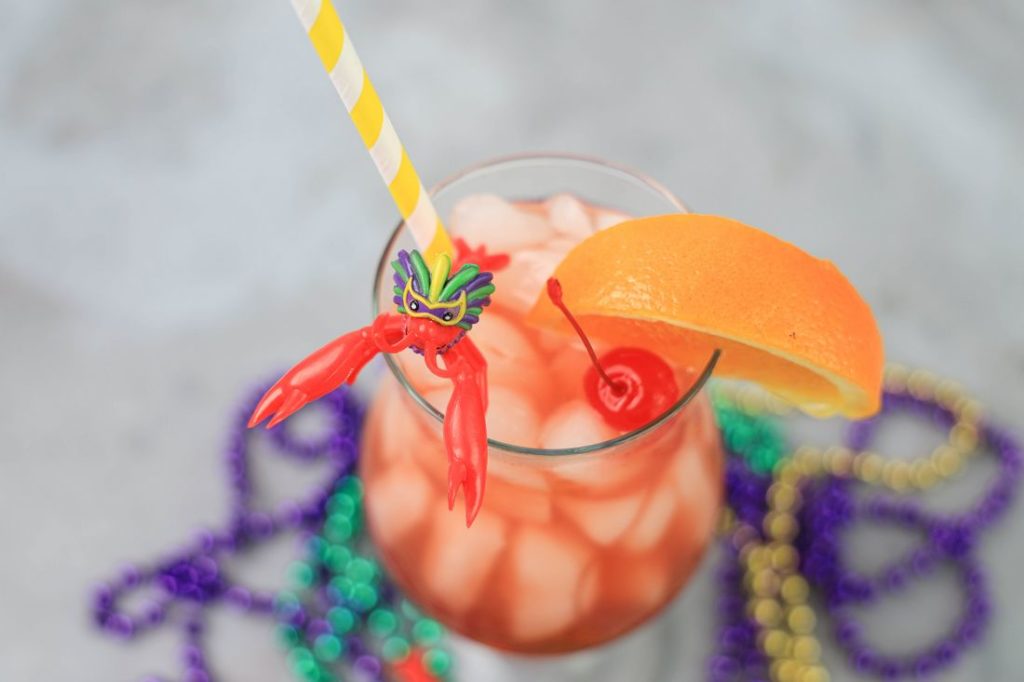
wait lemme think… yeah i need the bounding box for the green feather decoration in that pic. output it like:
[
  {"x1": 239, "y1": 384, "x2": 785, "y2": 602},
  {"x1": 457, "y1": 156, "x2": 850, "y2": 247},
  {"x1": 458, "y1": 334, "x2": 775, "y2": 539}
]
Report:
[
  {"x1": 409, "y1": 250, "x2": 431, "y2": 297},
  {"x1": 466, "y1": 283, "x2": 495, "y2": 302},
  {"x1": 438, "y1": 264, "x2": 480, "y2": 302}
]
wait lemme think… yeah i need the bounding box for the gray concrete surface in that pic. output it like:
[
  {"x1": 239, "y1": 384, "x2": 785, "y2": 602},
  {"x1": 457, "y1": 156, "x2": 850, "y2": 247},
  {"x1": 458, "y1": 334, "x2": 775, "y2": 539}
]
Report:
[{"x1": 1, "y1": 1, "x2": 1022, "y2": 680}]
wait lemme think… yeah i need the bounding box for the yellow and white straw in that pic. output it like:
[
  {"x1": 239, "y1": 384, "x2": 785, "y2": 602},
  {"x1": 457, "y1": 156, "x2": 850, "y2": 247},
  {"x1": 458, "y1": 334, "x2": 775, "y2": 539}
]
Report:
[{"x1": 290, "y1": 0, "x2": 454, "y2": 264}]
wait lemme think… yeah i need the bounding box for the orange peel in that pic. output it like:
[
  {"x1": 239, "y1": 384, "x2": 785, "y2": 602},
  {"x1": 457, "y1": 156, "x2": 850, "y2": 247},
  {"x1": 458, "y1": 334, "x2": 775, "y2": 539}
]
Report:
[{"x1": 528, "y1": 214, "x2": 884, "y2": 419}]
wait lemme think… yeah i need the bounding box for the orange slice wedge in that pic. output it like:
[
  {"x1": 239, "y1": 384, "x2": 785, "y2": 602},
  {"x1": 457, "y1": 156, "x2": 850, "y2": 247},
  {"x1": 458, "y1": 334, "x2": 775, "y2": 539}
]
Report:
[{"x1": 528, "y1": 214, "x2": 884, "y2": 419}]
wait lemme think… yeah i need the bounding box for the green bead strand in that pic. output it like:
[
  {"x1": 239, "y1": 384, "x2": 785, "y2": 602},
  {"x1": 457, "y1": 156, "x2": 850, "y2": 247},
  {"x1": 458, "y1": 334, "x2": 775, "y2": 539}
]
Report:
[
  {"x1": 326, "y1": 606, "x2": 355, "y2": 634},
  {"x1": 412, "y1": 618, "x2": 444, "y2": 646},
  {"x1": 345, "y1": 557, "x2": 377, "y2": 584},
  {"x1": 423, "y1": 648, "x2": 453, "y2": 676},
  {"x1": 288, "y1": 561, "x2": 315, "y2": 588},
  {"x1": 324, "y1": 515, "x2": 353, "y2": 543},
  {"x1": 713, "y1": 395, "x2": 788, "y2": 473},
  {"x1": 277, "y1": 624, "x2": 301, "y2": 648},
  {"x1": 278, "y1": 475, "x2": 454, "y2": 681},
  {"x1": 313, "y1": 633, "x2": 344, "y2": 662},
  {"x1": 382, "y1": 635, "x2": 411, "y2": 661},
  {"x1": 368, "y1": 608, "x2": 398, "y2": 637},
  {"x1": 322, "y1": 545, "x2": 351, "y2": 573}
]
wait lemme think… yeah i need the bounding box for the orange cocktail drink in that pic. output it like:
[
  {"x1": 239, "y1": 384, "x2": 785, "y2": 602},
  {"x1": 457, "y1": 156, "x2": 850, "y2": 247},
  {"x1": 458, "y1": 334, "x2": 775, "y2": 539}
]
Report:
[
  {"x1": 361, "y1": 156, "x2": 725, "y2": 654},
  {"x1": 253, "y1": 5, "x2": 886, "y2": 672}
]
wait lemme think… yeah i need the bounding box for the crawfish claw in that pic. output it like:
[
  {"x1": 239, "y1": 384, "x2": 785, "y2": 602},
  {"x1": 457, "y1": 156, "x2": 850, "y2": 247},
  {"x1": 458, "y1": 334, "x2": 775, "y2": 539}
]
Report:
[
  {"x1": 265, "y1": 389, "x2": 310, "y2": 429},
  {"x1": 447, "y1": 460, "x2": 467, "y2": 510},
  {"x1": 461, "y1": 466, "x2": 482, "y2": 528},
  {"x1": 248, "y1": 385, "x2": 284, "y2": 428},
  {"x1": 248, "y1": 383, "x2": 311, "y2": 429},
  {"x1": 447, "y1": 459, "x2": 482, "y2": 527},
  {"x1": 248, "y1": 318, "x2": 404, "y2": 431},
  {"x1": 442, "y1": 343, "x2": 489, "y2": 527}
]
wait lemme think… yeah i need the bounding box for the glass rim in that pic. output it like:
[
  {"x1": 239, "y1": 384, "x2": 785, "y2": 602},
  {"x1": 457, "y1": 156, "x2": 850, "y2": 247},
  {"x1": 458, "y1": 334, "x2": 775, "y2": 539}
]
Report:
[{"x1": 371, "y1": 153, "x2": 719, "y2": 456}]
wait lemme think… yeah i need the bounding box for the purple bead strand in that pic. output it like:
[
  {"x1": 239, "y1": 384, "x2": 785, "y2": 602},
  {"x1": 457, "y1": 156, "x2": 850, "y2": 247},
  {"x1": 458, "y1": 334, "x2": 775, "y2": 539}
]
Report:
[
  {"x1": 90, "y1": 381, "x2": 362, "y2": 682},
  {"x1": 708, "y1": 443, "x2": 775, "y2": 681},
  {"x1": 806, "y1": 478, "x2": 991, "y2": 679},
  {"x1": 797, "y1": 390, "x2": 1022, "y2": 679}
]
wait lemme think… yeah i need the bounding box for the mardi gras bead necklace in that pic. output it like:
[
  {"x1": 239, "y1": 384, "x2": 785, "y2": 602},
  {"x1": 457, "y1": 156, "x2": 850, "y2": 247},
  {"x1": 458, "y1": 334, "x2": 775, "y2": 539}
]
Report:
[
  {"x1": 90, "y1": 370, "x2": 1020, "y2": 682},
  {"x1": 717, "y1": 367, "x2": 1020, "y2": 682},
  {"x1": 91, "y1": 385, "x2": 363, "y2": 682},
  {"x1": 275, "y1": 476, "x2": 453, "y2": 682}
]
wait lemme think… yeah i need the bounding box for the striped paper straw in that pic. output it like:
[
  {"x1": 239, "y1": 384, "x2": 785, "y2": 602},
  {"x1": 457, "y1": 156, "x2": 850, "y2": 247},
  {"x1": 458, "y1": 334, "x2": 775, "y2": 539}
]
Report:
[{"x1": 290, "y1": 0, "x2": 454, "y2": 264}]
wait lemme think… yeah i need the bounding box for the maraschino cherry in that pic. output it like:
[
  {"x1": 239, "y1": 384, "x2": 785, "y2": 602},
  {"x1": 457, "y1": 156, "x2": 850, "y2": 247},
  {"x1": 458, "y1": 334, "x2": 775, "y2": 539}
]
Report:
[{"x1": 546, "y1": 278, "x2": 680, "y2": 431}]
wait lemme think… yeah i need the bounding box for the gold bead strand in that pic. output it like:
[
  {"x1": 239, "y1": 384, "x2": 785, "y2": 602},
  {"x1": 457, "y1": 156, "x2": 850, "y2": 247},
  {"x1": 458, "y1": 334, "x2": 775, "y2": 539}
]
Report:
[
  {"x1": 737, "y1": 368, "x2": 985, "y2": 682},
  {"x1": 880, "y1": 365, "x2": 983, "y2": 492}
]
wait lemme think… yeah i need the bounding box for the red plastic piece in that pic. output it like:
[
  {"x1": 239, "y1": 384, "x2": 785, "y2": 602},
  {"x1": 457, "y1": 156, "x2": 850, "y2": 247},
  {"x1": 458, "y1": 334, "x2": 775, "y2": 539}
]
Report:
[
  {"x1": 391, "y1": 648, "x2": 438, "y2": 682},
  {"x1": 249, "y1": 313, "x2": 490, "y2": 527},
  {"x1": 453, "y1": 237, "x2": 510, "y2": 273},
  {"x1": 546, "y1": 277, "x2": 680, "y2": 432}
]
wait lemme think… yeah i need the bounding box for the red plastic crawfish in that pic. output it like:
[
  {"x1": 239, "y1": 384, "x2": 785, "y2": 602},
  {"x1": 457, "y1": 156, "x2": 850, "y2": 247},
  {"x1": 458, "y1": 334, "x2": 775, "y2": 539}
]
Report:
[{"x1": 249, "y1": 242, "x2": 498, "y2": 526}]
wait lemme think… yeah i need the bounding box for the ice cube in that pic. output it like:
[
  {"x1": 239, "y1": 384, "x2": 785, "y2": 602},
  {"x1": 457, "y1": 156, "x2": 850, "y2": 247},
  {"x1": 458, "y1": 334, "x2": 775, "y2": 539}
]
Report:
[
  {"x1": 545, "y1": 193, "x2": 594, "y2": 240},
  {"x1": 608, "y1": 559, "x2": 672, "y2": 612},
  {"x1": 507, "y1": 527, "x2": 592, "y2": 641},
  {"x1": 552, "y1": 446, "x2": 655, "y2": 495},
  {"x1": 365, "y1": 464, "x2": 433, "y2": 548},
  {"x1": 672, "y1": 446, "x2": 720, "y2": 548},
  {"x1": 533, "y1": 328, "x2": 569, "y2": 354},
  {"x1": 548, "y1": 346, "x2": 597, "y2": 401},
  {"x1": 593, "y1": 209, "x2": 631, "y2": 231},
  {"x1": 402, "y1": 388, "x2": 448, "y2": 485},
  {"x1": 371, "y1": 379, "x2": 426, "y2": 465},
  {"x1": 467, "y1": 310, "x2": 545, "y2": 396},
  {"x1": 623, "y1": 483, "x2": 678, "y2": 551},
  {"x1": 692, "y1": 398, "x2": 724, "y2": 454},
  {"x1": 421, "y1": 504, "x2": 509, "y2": 614},
  {"x1": 548, "y1": 237, "x2": 579, "y2": 255},
  {"x1": 470, "y1": 443, "x2": 554, "y2": 524},
  {"x1": 413, "y1": 445, "x2": 449, "y2": 494},
  {"x1": 486, "y1": 386, "x2": 541, "y2": 447},
  {"x1": 489, "y1": 453, "x2": 552, "y2": 491},
  {"x1": 539, "y1": 400, "x2": 617, "y2": 451},
  {"x1": 559, "y1": 492, "x2": 646, "y2": 546},
  {"x1": 670, "y1": 445, "x2": 706, "y2": 496},
  {"x1": 576, "y1": 561, "x2": 601, "y2": 615},
  {"x1": 449, "y1": 194, "x2": 553, "y2": 252},
  {"x1": 483, "y1": 479, "x2": 552, "y2": 524},
  {"x1": 421, "y1": 386, "x2": 453, "y2": 415},
  {"x1": 492, "y1": 247, "x2": 564, "y2": 316}
]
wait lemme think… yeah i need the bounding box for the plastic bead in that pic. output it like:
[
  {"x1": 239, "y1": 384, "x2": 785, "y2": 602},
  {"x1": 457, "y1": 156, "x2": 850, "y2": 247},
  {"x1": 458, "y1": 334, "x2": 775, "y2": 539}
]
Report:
[
  {"x1": 368, "y1": 609, "x2": 398, "y2": 637},
  {"x1": 313, "y1": 634, "x2": 343, "y2": 662},
  {"x1": 423, "y1": 648, "x2": 452, "y2": 676},
  {"x1": 382, "y1": 636, "x2": 411, "y2": 662}
]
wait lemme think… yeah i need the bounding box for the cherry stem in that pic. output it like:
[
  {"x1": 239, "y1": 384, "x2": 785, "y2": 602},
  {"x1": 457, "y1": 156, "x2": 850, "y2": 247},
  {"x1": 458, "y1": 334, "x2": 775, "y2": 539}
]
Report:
[{"x1": 546, "y1": 277, "x2": 626, "y2": 396}]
